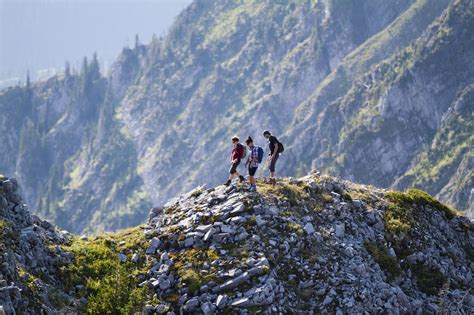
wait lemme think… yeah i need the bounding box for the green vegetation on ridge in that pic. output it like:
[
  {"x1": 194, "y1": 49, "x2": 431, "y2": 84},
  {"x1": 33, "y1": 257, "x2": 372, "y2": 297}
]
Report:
[{"x1": 60, "y1": 227, "x2": 150, "y2": 314}]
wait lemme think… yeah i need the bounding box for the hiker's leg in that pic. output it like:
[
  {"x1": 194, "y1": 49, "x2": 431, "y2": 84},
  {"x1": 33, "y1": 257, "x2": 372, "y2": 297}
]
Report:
[
  {"x1": 228, "y1": 171, "x2": 235, "y2": 180},
  {"x1": 249, "y1": 167, "x2": 256, "y2": 183},
  {"x1": 230, "y1": 160, "x2": 240, "y2": 176},
  {"x1": 269, "y1": 159, "x2": 276, "y2": 178},
  {"x1": 271, "y1": 154, "x2": 279, "y2": 176},
  {"x1": 248, "y1": 167, "x2": 257, "y2": 189},
  {"x1": 230, "y1": 159, "x2": 244, "y2": 182},
  {"x1": 227, "y1": 161, "x2": 239, "y2": 184},
  {"x1": 248, "y1": 175, "x2": 255, "y2": 186},
  {"x1": 269, "y1": 154, "x2": 279, "y2": 184}
]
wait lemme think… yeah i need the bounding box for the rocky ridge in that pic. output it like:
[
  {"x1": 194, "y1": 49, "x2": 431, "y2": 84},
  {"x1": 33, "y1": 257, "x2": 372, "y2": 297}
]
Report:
[
  {"x1": 0, "y1": 176, "x2": 75, "y2": 314},
  {"x1": 0, "y1": 172, "x2": 473, "y2": 314},
  {"x1": 141, "y1": 172, "x2": 474, "y2": 314}
]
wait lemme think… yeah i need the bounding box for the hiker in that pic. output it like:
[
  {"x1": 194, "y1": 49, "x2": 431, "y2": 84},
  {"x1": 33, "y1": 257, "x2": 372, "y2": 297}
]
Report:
[
  {"x1": 245, "y1": 136, "x2": 264, "y2": 192},
  {"x1": 263, "y1": 130, "x2": 284, "y2": 185},
  {"x1": 225, "y1": 135, "x2": 246, "y2": 186}
]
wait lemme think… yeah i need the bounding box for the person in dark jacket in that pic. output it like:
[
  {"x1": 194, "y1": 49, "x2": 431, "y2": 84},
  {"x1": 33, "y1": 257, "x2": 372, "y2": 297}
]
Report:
[
  {"x1": 263, "y1": 130, "x2": 281, "y2": 185},
  {"x1": 225, "y1": 135, "x2": 246, "y2": 186}
]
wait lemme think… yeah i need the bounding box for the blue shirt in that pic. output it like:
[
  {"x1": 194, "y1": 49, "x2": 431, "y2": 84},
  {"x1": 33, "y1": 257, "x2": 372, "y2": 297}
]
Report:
[{"x1": 247, "y1": 146, "x2": 259, "y2": 168}]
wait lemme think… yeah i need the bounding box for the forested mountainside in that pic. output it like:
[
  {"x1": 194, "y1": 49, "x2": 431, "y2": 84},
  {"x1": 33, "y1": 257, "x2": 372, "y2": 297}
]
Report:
[
  {"x1": 0, "y1": 0, "x2": 472, "y2": 233},
  {"x1": 0, "y1": 54, "x2": 151, "y2": 233}
]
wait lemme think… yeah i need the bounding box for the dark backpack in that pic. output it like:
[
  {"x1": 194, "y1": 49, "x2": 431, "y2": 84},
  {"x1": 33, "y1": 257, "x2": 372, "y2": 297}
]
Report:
[
  {"x1": 277, "y1": 141, "x2": 284, "y2": 153},
  {"x1": 256, "y1": 146, "x2": 264, "y2": 163}
]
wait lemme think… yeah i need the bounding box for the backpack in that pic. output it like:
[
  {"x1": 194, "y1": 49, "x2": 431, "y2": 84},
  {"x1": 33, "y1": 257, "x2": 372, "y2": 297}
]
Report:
[
  {"x1": 272, "y1": 136, "x2": 285, "y2": 153},
  {"x1": 256, "y1": 146, "x2": 264, "y2": 163},
  {"x1": 238, "y1": 143, "x2": 247, "y2": 159},
  {"x1": 278, "y1": 141, "x2": 284, "y2": 153}
]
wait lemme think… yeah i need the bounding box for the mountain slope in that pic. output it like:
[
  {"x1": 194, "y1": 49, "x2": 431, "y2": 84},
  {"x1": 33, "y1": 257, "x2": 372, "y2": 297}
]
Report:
[
  {"x1": 116, "y1": 0, "x2": 419, "y2": 209},
  {"x1": 0, "y1": 0, "x2": 472, "y2": 233},
  {"x1": 395, "y1": 84, "x2": 473, "y2": 212},
  {"x1": 1, "y1": 174, "x2": 472, "y2": 313},
  {"x1": 0, "y1": 55, "x2": 152, "y2": 233},
  {"x1": 285, "y1": 0, "x2": 473, "y2": 214}
]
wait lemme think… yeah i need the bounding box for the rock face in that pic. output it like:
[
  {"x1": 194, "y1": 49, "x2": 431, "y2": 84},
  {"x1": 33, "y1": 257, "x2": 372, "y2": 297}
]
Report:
[
  {"x1": 0, "y1": 176, "x2": 74, "y2": 313},
  {"x1": 141, "y1": 173, "x2": 473, "y2": 314},
  {"x1": 0, "y1": 0, "x2": 472, "y2": 234},
  {"x1": 286, "y1": 0, "x2": 473, "y2": 216}
]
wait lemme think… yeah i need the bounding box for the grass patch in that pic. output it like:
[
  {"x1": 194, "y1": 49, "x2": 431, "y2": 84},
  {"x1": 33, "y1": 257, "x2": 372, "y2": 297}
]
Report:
[
  {"x1": 60, "y1": 227, "x2": 149, "y2": 314},
  {"x1": 288, "y1": 222, "x2": 303, "y2": 237},
  {"x1": 257, "y1": 180, "x2": 309, "y2": 207},
  {"x1": 333, "y1": 187, "x2": 352, "y2": 202},
  {"x1": 349, "y1": 188, "x2": 377, "y2": 204},
  {"x1": 364, "y1": 241, "x2": 401, "y2": 276},
  {"x1": 190, "y1": 188, "x2": 204, "y2": 198},
  {"x1": 385, "y1": 189, "x2": 456, "y2": 233},
  {"x1": 384, "y1": 189, "x2": 456, "y2": 237},
  {"x1": 464, "y1": 246, "x2": 474, "y2": 262},
  {"x1": 179, "y1": 268, "x2": 202, "y2": 295},
  {"x1": 247, "y1": 215, "x2": 257, "y2": 227},
  {"x1": 172, "y1": 248, "x2": 221, "y2": 296},
  {"x1": 412, "y1": 263, "x2": 447, "y2": 296},
  {"x1": 384, "y1": 191, "x2": 416, "y2": 235},
  {"x1": 405, "y1": 189, "x2": 456, "y2": 219},
  {"x1": 0, "y1": 219, "x2": 17, "y2": 246},
  {"x1": 321, "y1": 193, "x2": 334, "y2": 204}
]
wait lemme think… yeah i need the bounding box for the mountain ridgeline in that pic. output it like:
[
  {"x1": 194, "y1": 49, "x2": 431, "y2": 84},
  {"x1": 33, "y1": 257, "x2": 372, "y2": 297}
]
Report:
[
  {"x1": 0, "y1": 0, "x2": 472, "y2": 233},
  {"x1": 1, "y1": 174, "x2": 473, "y2": 313}
]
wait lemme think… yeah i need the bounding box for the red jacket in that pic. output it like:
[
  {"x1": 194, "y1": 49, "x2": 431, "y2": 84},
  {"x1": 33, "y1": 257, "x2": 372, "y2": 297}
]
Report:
[{"x1": 231, "y1": 143, "x2": 244, "y2": 160}]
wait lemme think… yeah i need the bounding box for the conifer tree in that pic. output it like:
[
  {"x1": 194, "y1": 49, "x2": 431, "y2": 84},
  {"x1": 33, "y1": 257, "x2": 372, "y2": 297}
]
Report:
[
  {"x1": 135, "y1": 34, "x2": 140, "y2": 49},
  {"x1": 81, "y1": 56, "x2": 89, "y2": 76},
  {"x1": 90, "y1": 52, "x2": 100, "y2": 80},
  {"x1": 26, "y1": 71, "x2": 31, "y2": 89},
  {"x1": 65, "y1": 61, "x2": 71, "y2": 78}
]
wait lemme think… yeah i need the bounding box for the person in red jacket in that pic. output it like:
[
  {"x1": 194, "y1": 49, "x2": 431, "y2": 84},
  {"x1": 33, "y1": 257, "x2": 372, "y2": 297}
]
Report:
[{"x1": 225, "y1": 135, "x2": 246, "y2": 186}]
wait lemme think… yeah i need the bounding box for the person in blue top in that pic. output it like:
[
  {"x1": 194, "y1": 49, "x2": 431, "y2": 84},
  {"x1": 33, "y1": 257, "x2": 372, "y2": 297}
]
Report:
[{"x1": 245, "y1": 136, "x2": 260, "y2": 192}]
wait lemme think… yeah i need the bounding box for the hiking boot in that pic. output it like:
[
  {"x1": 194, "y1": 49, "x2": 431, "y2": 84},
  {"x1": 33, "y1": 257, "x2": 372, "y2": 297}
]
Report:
[
  {"x1": 224, "y1": 179, "x2": 231, "y2": 186},
  {"x1": 239, "y1": 175, "x2": 245, "y2": 183},
  {"x1": 271, "y1": 178, "x2": 276, "y2": 186}
]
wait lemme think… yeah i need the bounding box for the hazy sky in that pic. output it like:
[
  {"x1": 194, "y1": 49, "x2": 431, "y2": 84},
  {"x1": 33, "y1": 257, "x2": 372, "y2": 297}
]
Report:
[{"x1": 0, "y1": 0, "x2": 191, "y2": 83}]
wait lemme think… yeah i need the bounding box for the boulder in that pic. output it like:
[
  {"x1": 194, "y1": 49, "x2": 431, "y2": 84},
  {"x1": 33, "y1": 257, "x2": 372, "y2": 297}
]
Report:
[
  {"x1": 216, "y1": 294, "x2": 228, "y2": 309},
  {"x1": 304, "y1": 222, "x2": 315, "y2": 234},
  {"x1": 335, "y1": 223, "x2": 345, "y2": 237},
  {"x1": 231, "y1": 297, "x2": 249, "y2": 307},
  {"x1": 184, "y1": 297, "x2": 200, "y2": 311}
]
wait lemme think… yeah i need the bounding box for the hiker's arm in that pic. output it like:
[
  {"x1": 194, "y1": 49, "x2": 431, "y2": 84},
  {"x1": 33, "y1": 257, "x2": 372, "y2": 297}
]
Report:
[{"x1": 272, "y1": 143, "x2": 279, "y2": 159}]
